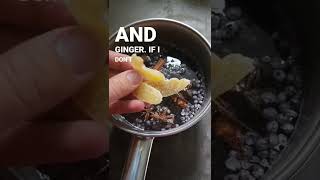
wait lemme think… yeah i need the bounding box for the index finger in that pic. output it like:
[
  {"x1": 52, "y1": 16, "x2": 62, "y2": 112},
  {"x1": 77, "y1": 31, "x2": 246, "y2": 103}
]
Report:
[{"x1": 108, "y1": 51, "x2": 132, "y2": 71}]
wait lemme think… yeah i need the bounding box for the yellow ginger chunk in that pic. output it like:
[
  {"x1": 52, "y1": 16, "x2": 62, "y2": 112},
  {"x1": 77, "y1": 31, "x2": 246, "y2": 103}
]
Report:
[
  {"x1": 150, "y1": 78, "x2": 191, "y2": 97},
  {"x1": 133, "y1": 83, "x2": 163, "y2": 104},
  {"x1": 131, "y1": 54, "x2": 165, "y2": 83},
  {"x1": 131, "y1": 54, "x2": 191, "y2": 104}
]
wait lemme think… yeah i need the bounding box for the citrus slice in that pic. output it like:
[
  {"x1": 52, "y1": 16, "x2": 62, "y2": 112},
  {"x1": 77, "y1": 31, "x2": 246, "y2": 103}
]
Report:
[
  {"x1": 131, "y1": 54, "x2": 165, "y2": 83},
  {"x1": 150, "y1": 78, "x2": 191, "y2": 97},
  {"x1": 133, "y1": 83, "x2": 163, "y2": 104}
]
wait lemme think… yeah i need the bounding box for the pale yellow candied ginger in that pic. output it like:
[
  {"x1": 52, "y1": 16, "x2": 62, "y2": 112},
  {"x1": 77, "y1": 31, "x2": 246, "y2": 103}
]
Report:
[
  {"x1": 150, "y1": 78, "x2": 191, "y2": 97},
  {"x1": 133, "y1": 83, "x2": 163, "y2": 104},
  {"x1": 131, "y1": 54, "x2": 165, "y2": 82},
  {"x1": 131, "y1": 54, "x2": 191, "y2": 104}
]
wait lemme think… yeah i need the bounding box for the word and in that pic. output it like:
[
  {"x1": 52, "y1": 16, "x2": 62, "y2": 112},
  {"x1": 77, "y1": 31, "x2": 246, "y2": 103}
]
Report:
[{"x1": 115, "y1": 27, "x2": 157, "y2": 42}]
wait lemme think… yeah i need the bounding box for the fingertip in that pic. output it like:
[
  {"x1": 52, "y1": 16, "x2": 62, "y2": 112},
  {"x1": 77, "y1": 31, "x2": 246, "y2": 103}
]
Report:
[
  {"x1": 126, "y1": 70, "x2": 143, "y2": 85},
  {"x1": 109, "y1": 70, "x2": 143, "y2": 104},
  {"x1": 144, "y1": 103, "x2": 152, "y2": 108},
  {"x1": 109, "y1": 51, "x2": 132, "y2": 70},
  {"x1": 127, "y1": 100, "x2": 145, "y2": 112}
]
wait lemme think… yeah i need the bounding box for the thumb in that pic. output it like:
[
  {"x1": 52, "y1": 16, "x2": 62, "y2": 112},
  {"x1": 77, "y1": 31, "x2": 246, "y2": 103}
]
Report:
[
  {"x1": 0, "y1": 26, "x2": 104, "y2": 127},
  {"x1": 109, "y1": 70, "x2": 142, "y2": 105}
]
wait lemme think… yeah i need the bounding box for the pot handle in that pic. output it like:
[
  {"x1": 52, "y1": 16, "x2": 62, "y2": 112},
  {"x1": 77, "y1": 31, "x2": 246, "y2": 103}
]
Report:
[{"x1": 121, "y1": 136, "x2": 154, "y2": 180}]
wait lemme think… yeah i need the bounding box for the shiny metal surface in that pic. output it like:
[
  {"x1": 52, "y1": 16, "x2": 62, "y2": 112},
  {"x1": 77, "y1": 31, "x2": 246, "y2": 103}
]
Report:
[{"x1": 121, "y1": 137, "x2": 154, "y2": 180}]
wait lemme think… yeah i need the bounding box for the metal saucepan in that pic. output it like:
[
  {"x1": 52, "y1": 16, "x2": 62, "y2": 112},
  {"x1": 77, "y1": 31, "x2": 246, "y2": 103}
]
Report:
[{"x1": 109, "y1": 18, "x2": 211, "y2": 180}]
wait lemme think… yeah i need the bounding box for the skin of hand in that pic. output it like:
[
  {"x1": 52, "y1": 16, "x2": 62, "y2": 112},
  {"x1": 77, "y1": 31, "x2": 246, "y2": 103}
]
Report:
[
  {"x1": 109, "y1": 51, "x2": 145, "y2": 114},
  {"x1": 0, "y1": 1, "x2": 108, "y2": 165}
]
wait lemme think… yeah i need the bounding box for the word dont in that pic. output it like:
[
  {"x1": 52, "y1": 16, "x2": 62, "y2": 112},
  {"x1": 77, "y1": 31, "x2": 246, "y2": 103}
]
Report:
[
  {"x1": 114, "y1": 56, "x2": 132, "y2": 63},
  {"x1": 115, "y1": 27, "x2": 156, "y2": 42}
]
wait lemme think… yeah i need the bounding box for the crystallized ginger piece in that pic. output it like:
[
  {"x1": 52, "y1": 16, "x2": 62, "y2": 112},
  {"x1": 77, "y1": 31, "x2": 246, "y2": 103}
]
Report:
[
  {"x1": 150, "y1": 78, "x2": 191, "y2": 97},
  {"x1": 131, "y1": 54, "x2": 165, "y2": 83},
  {"x1": 133, "y1": 83, "x2": 163, "y2": 104},
  {"x1": 131, "y1": 54, "x2": 191, "y2": 104}
]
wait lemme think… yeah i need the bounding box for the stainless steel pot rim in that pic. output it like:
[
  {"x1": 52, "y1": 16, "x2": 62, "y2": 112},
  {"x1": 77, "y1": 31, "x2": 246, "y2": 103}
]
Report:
[{"x1": 109, "y1": 18, "x2": 211, "y2": 137}]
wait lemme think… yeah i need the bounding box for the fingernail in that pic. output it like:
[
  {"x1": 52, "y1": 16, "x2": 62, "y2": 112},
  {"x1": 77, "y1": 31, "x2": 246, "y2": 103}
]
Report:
[
  {"x1": 55, "y1": 27, "x2": 104, "y2": 75},
  {"x1": 126, "y1": 71, "x2": 142, "y2": 85}
]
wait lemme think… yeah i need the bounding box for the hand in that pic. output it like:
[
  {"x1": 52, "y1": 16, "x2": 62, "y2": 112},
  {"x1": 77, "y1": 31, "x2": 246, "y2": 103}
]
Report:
[
  {"x1": 0, "y1": 1, "x2": 107, "y2": 165},
  {"x1": 109, "y1": 51, "x2": 145, "y2": 114}
]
